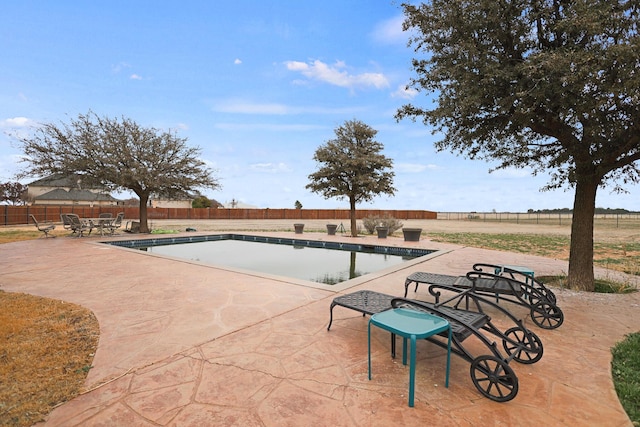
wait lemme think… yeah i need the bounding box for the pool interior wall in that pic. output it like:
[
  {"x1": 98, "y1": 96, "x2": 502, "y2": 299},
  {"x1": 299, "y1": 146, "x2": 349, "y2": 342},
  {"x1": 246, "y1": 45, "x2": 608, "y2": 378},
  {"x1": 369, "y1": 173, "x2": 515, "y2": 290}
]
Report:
[
  {"x1": 105, "y1": 233, "x2": 434, "y2": 257},
  {"x1": 104, "y1": 234, "x2": 435, "y2": 285}
]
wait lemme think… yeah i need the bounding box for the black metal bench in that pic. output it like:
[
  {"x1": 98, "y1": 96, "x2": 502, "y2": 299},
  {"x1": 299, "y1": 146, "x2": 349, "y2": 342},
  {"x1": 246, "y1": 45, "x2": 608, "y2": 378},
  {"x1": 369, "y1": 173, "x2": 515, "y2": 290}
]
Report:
[
  {"x1": 404, "y1": 265, "x2": 564, "y2": 330},
  {"x1": 328, "y1": 289, "x2": 544, "y2": 402}
]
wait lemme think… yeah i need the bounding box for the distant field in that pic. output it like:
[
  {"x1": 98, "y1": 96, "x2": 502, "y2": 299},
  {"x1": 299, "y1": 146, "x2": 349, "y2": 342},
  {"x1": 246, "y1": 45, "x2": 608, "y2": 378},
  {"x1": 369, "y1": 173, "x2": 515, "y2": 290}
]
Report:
[{"x1": 3, "y1": 217, "x2": 640, "y2": 277}]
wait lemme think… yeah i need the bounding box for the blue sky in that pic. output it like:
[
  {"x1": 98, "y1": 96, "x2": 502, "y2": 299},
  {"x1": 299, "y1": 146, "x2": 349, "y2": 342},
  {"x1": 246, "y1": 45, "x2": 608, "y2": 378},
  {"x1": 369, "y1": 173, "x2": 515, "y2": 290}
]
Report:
[{"x1": 1, "y1": 1, "x2": 638, "y2": 212}]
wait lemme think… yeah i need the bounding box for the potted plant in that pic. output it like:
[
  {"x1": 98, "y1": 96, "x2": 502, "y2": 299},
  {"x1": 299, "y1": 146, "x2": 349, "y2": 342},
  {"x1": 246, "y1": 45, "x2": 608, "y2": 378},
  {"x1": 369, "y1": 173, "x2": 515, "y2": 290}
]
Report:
[
  {"x1": 375, "y1": 225, "x2": 388, "y2": 238},
  {"x1": 402, "y1": 228, "x2": 422, "y2": 242}
]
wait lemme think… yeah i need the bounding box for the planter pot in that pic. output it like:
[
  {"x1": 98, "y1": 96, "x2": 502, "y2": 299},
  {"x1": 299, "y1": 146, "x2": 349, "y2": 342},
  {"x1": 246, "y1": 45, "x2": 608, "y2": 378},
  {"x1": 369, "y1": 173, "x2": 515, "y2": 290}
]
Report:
[
  {"x1": 402, "y1": 228, "x2": 422, "y2": 242},
  {"x1": 326, "y1": 224, "x2": 338, "y2": 235},
  {"x1": 294, "y1": 223, "x2": 305, "y2": 234},
  {"x1": 125, "y1": 221, "x2": 140, "y2": 233},
  {"x1": 376, "y1": 226, "x2": 388, "y2": 239}
]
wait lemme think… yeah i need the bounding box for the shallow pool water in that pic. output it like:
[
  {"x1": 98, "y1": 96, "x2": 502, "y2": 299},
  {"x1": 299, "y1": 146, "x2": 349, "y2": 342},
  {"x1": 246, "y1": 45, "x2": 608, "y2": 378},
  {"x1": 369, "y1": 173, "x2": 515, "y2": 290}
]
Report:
[{"x1": 107, "y1": 234, "x2": 433, "y2": 285}]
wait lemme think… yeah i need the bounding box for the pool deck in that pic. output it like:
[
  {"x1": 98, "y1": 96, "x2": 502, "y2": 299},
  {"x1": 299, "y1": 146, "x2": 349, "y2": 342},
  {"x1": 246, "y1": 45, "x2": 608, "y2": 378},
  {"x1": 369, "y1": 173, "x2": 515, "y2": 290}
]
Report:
[{"x1": 1, "y1": 226, "x2": 639, "y2": 426}]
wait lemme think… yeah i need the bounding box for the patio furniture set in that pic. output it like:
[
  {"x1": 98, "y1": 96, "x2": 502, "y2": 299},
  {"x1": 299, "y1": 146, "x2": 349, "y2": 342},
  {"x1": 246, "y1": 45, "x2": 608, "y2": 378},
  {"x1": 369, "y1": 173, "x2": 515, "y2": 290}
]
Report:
[
  {"x1": 328, "y1": 262, "x2": 563, "y2": 405},
  {"x1": 59, "y1": 212, "x2": 124, "y2": 237}
]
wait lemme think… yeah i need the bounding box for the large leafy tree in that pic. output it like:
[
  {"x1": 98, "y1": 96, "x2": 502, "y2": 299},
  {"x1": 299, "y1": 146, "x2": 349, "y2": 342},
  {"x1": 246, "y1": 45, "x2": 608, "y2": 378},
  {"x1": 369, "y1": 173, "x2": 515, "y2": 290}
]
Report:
[
  {"x1": 306, "y1": 119, "x2": 396, "y2": 237},
  {"x1": 397, "y1": 0, "x2": 640, "y2": 291},
  {"x1": 17, "y1": 111, "x2": 220, "y2": 233}
]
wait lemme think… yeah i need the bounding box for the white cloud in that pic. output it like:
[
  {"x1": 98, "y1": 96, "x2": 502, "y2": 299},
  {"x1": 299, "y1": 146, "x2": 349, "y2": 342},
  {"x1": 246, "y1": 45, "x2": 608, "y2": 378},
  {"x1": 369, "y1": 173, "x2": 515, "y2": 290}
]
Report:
[
  {"x1": 249, "y1": 162, "x2": 292, "y2": 173},
  {"x1": 130, "y1": 74, "x2": 143, "y2": 80},
  {"x1": 284, "y1": 59, "x2": 389, "y2": 90},
  {"x1": 214, "y1": 122, "x2": 325, "y2": 132},
  {"x1": 396, "y1": 163, "x2": 438, "y2": 173},
  {"x1": 0, "y1": 117, "x2": 34, "y2": 128},
  {"x1": 371, "y1": 15, "x2": 409, "y2": 45},
  {"x1": 492, "y1": 167, "x2": 534, "y2": 178},
  {"x1": 210, "y1": 99, "x2": 366, "y2": 116},
  {"x1": 215, "y1": 101, "x2": 289, "y2": 115},
  {"x1": 234, "y1": 58, "x2": 242, "y2": 65},
  {"x1": 111, "y1": 62, "x2": 130, "y2": 73},
  {"x1": 391, "y1": 83, "x2": 418, "y2": 100}
]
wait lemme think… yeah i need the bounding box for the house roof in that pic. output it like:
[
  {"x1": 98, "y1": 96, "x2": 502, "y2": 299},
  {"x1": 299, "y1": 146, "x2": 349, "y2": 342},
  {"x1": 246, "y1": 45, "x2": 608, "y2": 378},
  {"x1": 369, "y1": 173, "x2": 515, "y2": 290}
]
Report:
[
  {"x1": 34, "y1": 188, "x2": 118, "y2": 202},
  {"x1": 28, "y1": 174, "x2": 105, "y2": 190}
]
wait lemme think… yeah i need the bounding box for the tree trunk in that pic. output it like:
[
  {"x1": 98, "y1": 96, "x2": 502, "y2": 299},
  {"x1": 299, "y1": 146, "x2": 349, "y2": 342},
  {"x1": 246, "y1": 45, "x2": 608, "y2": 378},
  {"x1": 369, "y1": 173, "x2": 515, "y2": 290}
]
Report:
[
  {"x1": 138, "y1": 193, "x2": 150, "y2": 233},
  {"x1": 349, "y1": 197, "x2": 358, "y2": 237},
  {"x1": 567, "y1": 175, "x2": 598, "y2": 291}
]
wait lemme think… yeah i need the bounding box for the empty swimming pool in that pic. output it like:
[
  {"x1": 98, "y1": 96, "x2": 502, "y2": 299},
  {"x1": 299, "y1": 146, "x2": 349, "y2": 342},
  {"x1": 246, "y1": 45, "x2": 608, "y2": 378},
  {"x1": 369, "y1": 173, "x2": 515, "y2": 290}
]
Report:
[{"x1": 107, "y1": 234, "x2": 434, "y2": 285}]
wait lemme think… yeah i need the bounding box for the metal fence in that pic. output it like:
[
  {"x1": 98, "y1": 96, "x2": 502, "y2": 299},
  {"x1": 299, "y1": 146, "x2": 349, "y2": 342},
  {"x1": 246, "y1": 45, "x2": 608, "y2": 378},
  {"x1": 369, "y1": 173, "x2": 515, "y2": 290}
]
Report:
[{"x1": 437, "y1": 211, "x2": 640, "y2": 228}]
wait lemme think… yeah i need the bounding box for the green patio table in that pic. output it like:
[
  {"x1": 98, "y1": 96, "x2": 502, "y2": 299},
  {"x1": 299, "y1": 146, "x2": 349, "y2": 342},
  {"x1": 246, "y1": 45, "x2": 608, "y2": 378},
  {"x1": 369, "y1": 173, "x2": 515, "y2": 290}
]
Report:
[
  {"x1": 494, "y1": 264, "x2": 535, "y2": 281},
  {"x1": 495, "y1": 264, "x2": 535, "y2": 299},
  {"x1": 368, "y1": 308, "x2": 451, "y2": 407}
]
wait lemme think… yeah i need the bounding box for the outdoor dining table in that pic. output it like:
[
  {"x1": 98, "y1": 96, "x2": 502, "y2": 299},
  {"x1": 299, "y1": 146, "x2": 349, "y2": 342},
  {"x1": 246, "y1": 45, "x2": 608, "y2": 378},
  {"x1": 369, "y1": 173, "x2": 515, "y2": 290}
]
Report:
[{"x1": 82, "y1": 217, "x2": 114, "y2": 235}]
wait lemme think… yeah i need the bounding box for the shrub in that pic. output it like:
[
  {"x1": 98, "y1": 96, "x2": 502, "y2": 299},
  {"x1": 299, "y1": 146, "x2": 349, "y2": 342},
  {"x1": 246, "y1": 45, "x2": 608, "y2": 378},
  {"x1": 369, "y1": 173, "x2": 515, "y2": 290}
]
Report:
[
  {"x1": 362, "y1": 215, "x2": 403, "y2": 235},
  {"x1": 192, "y1": 196, "x2": 212, "y2": 208}
]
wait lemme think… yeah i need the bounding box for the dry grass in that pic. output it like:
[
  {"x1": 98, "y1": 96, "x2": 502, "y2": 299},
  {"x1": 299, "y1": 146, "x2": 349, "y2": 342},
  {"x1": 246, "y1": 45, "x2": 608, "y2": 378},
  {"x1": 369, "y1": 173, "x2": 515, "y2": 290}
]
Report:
[
  {"x1": 428, "y1": 232, "x2": 640, "y2": 277},
  {"x1": 0, "y1": 228, "x2": 69, "y2": 244},
  {"x1": 0, "y1": 291, "x2": 99, "y2": 427}
]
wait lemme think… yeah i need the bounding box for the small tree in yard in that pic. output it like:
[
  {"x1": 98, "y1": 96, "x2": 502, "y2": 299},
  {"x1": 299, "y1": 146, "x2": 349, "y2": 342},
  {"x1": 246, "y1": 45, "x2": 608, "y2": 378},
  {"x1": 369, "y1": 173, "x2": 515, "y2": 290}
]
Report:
[
  {"x1": 306, "y1": 119, "x2": 396, "y2": 237},
  {"x1": 17, "y1": 111, "x2": 220, "y2": 233},
  {"x1": 397, "y1": 1, "x2": 640, "y2": 291},
  {"x1": 192, "y1": 195, "x2": 212, "y2": 208},
  {"x1": 0, "y1": 182, "x2": 27, "y2": 205}
]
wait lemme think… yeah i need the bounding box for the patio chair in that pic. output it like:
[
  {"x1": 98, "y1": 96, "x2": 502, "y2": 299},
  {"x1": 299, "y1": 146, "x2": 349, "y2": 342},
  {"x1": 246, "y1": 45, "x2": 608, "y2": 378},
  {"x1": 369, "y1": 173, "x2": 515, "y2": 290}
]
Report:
[
  {"x1": 104, "y1": 212, "x2": 124, "y2": 235},
  {"x1": 60, "y1": 213, "x2": 74, "y2": 232},
  {"x1": 404, "y1": 264, "x2": 564, "y2": 330},
  {"x1": 30, "y1": 214, "x2": 56, "y2": 238},
  {"x1": 65, "y1": 213, "x2": 92, "y2": 237}
]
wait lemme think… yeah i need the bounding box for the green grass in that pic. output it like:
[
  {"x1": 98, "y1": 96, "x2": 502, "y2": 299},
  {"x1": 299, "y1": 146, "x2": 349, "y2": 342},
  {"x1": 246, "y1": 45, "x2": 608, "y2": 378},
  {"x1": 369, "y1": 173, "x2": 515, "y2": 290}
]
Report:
[
  {"x1": 612, "y1": 333, "x2": 640, "y2": 426},
  {"x1": 537, "y1": 275, "x2": 638, "y2": 294},
  {"x1": 150, "y1": 228, "x2": 180, "y2": 234}
]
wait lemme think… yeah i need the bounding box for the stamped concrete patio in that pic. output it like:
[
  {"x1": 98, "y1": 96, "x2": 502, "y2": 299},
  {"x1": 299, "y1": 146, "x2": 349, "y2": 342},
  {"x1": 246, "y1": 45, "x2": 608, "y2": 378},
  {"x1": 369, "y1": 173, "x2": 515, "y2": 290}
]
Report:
[{"x1": 1, "y1": 222, "x2": 639, "y2": 426}]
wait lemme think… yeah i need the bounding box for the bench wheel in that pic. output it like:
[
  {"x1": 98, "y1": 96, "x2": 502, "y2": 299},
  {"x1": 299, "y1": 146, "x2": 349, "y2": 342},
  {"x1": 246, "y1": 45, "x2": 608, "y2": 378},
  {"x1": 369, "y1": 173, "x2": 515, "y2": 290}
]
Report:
[
  {"x1": 543, "y1": 288, "x2": 557, "y2": 304},
  {"x1": 502, "y1": 327, "x2": 543, "y2": 364},
  {"x1": 470, "y1": 355, "x2": 518, "y2": 402},
  {"x1": 530, "y1": 301, "x2": 564, "y2": 329}
]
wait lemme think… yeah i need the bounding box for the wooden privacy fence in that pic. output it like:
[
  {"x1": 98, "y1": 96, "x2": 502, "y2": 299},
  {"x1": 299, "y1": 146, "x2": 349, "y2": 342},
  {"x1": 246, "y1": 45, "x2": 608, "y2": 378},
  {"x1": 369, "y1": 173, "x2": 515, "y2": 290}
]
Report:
[{"x1": 2, "y1": 205, "x2": 437, "y2": 226}]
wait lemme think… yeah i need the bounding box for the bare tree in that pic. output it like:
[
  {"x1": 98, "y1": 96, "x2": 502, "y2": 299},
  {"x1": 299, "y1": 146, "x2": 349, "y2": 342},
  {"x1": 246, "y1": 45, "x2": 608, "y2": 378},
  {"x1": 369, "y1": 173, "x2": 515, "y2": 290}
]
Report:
[
  {"x1": 17, "y1": 111, "x2": 220, "y2": 233},
  {"x1": 306, "y1": 119, "x2": 395, "y2": 237}
]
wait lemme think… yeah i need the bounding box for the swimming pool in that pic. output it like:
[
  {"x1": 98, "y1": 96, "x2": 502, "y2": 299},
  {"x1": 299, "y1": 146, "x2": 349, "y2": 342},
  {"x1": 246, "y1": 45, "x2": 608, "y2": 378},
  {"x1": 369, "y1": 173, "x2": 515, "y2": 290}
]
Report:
[{"x1": 106, "y1": 234, "x2": 434, "y2": 285}]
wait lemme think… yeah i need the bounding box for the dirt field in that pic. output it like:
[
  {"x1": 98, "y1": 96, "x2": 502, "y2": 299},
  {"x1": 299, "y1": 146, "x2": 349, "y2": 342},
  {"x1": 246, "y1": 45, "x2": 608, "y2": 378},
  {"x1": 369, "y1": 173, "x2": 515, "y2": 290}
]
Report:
[{"x1": 147, "y1": 218, "x2": 640, "y2": 243}]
